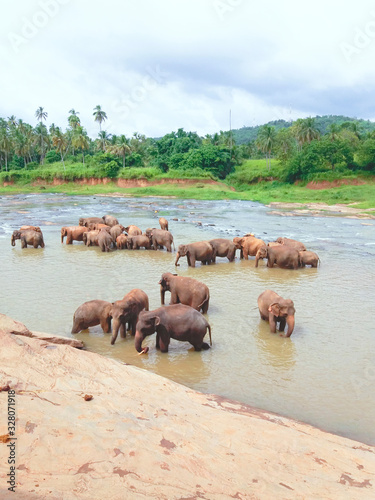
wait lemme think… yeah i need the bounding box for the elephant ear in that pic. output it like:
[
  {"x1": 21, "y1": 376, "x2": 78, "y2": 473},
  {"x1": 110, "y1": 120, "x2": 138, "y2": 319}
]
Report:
[
  {"x1": 155, "y1": 316, "x2": 161, "y2": 327},
  {"x1": 269, "y1": 302, "x2": 281, "y2": 316}
]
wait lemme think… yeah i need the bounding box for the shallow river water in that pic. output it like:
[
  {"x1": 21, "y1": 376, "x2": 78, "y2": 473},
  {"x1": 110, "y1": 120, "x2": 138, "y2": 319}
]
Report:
[{"x1": 1, "y1": 193, "x2": 374, "y2": 445}]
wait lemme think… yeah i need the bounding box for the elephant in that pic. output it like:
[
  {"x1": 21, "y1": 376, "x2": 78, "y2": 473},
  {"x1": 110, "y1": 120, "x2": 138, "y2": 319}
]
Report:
[
  {"x1": 110, "y1": 224, "x2": 125, "y2": 240},
  {"x1": 124, "y1": 225, "x2": 142, "y2": 236},
  {"x1": 275, "y1": 237, "x2": 307, "y2": 252},
  {"x1": 71, "y1": 300, "x2": 112, "y2": 334},
  {"x1": 127, "y1": 234, "x2": 151, "y2": 250},
  {"x1": 299, "y1": 250, "x2": 320, "y2": 267},
  {"x1": 97, "y1": 228, "x2": 114, "y2": 252},
  {"x1": 175, "y1": 241, "x2": 215, "y2": 267},
  {"x1": 116, "y1": 234, "x2": 128, "y2": 249},
  {"x1": 209, "y1": 238, "x2": 236, "y2": 262},
  {"x1": 145, "y1": 228, "x2": 174, "y2": 252},
  {"x1": 61, "y1": 226, "x2": 88, "y2": 244},
  {"x1": 233, "y1": 235, "x2": 266, "y2": 259},
  {"x1": 109, "y1": 289, "x2": 149, "y2": 345},
  {"x1": 11, "y1": 229, "x2": 45, "y2": 248},
  {"x1": 102, "y1": 215, "x2": 119, "y2": 227},
  {"x1": 135, "y1": 304, "x2": 212, "y2": 354},
  {"x1": 159, "y1": 272, "x2": 210, "y2": 313},
  {"x1": 87, "y1": 223, "x2": 111, "y2": 232},
  {"x1": 79, "y1": 217, "x2": 103, "y2": 227},
  {"x1": 19, "y1": 225, "x2": 41, "y2": 232},
  {"x1": 255, "y1": 245, "x2": 300, "y2": 269},
  {"x1": 83, "y1": 230, "x2": 100, "y2": 246},
  {"x1": 257, "y1": 290, "x2": 296, "y2": 337},
  {"x1": 159, "y1": 217, "x2": 168, "y2": 230}
]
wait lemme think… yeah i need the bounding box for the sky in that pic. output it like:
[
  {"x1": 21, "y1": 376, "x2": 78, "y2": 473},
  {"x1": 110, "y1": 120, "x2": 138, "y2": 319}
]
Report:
[{"x1": 1, "y1": 0, "x2": 375, "y2": 139}]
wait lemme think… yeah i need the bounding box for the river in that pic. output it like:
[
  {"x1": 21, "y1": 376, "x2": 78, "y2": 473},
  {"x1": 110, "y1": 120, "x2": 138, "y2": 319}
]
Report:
[{"x1": 1, "y1": 193, "x2": 374, "y2": 445}]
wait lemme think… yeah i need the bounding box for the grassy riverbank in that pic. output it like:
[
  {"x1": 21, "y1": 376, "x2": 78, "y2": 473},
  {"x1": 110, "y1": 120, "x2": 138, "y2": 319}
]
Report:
[{"x1": 1, "y1": 159, "x2": 375, "y2": 209}]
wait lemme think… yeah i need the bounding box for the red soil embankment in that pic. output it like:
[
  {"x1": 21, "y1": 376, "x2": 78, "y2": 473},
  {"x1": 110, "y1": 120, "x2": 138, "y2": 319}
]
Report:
[{"x1": 306, "y1": 179, "x2": 365, "y2": 189}]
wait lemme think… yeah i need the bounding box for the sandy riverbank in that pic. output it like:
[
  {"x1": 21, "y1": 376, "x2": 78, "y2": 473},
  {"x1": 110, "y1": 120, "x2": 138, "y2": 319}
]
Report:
[
  {"x1": 267, "y1": 202, "x2": 375, "y2": 220},
  {"x1": 0, "y1": 314, "x2": 374, "y2": 499}
]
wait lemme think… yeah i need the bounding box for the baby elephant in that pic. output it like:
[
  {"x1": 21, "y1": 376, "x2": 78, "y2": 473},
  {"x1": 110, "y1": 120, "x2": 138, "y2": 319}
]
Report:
[
  {"x1": 135, "y1": 304, "x2": 212, "y2": 354},
  {"x1": 299, "y1": 251, "x2": 320, "y2": 267},
  {"x1": 257, "y1": 290, "x2": 295, "y2": 337},
  {"x1": 159, "y1": 272, "x2": 210, "y2": 313},
  {"x1": 71, "y1": 300, "x2": 112, "y2": 334}
]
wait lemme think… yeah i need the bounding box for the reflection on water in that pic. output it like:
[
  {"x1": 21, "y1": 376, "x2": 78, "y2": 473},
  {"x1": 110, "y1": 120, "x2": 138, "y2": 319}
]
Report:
[{"x1": 1, "y1": 194, "x2": 375, "y2": 445}]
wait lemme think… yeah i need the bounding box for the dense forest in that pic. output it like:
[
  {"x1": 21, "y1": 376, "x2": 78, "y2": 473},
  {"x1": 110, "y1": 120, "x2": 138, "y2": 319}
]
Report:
[{"x1": 1, "y1": 107, "x2": 375, "y2": 185}]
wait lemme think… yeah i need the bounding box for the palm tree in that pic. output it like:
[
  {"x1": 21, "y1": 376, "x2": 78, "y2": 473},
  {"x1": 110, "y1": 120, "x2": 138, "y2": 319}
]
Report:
[
  {"x1": 327, "y1": 124, "x2": 340, "y2": 142},
  {"x1": 109, "y1": 135, "x2": 131, "y2": 168},
  {"x1": 256, "y1": 125, "x2": 276, "y2": 170},
  {"x1": 96, "y1": 130, "x2": 111, "y2": 152},
  {"x1": 68, "y1": 109, "x2": 80, "y2": 130},
  {"x1": 0, "y1": 127, "x2": 12, "y2": 171},
  {"x1": 52, "y1": 128, "x2": 68, "y2": 170},
  {"x1": 7, "y1": 115, "x2": 17, "y2": 128},
  {"x1": 293, "y1": 117, "x2": 320, "y2": 147},
  {"x1": 72, "y1": 126, "x2": 89, "y2": 164},
  {"x1": 93, "y1": 105, "x2": 107, "y2": 133},
  {"x1": 35, "y1": 107, "x2": 48, "y2": 163}
]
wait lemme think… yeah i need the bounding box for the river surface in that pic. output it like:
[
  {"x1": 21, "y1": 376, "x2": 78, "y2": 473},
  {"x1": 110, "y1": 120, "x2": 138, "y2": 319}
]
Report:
[{"x1": 1, "y1": 193, "x2": 374, "y2": 445}]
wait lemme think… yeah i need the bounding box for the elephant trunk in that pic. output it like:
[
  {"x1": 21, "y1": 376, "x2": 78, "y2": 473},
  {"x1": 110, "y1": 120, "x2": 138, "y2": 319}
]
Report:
[
  {"x1": 174, "y1": 252, "x2": 180, "y2": 266},
  {"x1": 11, "y1": 235, "x2": 15, "y2": 246},
  {"x1": 160, "y1": 286, "x2": 166, "y2": 305},
  {"x1": 61, "y1": 231, "x2": 65, "y2": 243},
  {"x1": 110, "y1": 318, "x2": 121, "y2": 345},
  {"x1": 135, "y1": 331, "x2": 148, "y2": 353},
  {"x1": 285, "y1": 315, "x2": 295, "y2": 337}
]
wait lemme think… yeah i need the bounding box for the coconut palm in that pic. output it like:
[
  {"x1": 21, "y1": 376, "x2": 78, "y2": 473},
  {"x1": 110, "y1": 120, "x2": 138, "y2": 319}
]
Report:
[
  {"x1": 96, "y1": 130, "x2": 111, "y2": 152},
  {"x1": 52, "y1": 128, "x2": 68, "y2": 170},
  {"x1": 256, "y1": 125, "x2": 276, "y2": 170},
  {"x1": 35, "y1": 107, "x2": 48, "y2": 163},
  {"x1": 109, "y1": 135, "x2": 131, "y2": 168},
  {"x1": 72, "y1": 126, "x2": 89, "y2": 164},
  {"x1": 93, "y1": 105, "x2": 107, "y2": 133},
  {"x1": 293, "y1": 117, "x2": 320, "y2": 147},
  {"x1": 68, "y1": 109, "x2": 80, "y2": 130},
  {"x1": 0, "y1": 127, "x2": 12, "y2": 171},
  {"x1": 7, "y1": 115, "x2": 17, "y2": 128}
]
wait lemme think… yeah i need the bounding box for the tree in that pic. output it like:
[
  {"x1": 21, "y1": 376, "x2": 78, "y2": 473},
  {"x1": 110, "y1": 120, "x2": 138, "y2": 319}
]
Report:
[
  {"x1": 72, "y1": 126, "x2": 89, "y2": 164},
  {"x1": 256, "y1": 125, "x2": 276, "y2": 170},
  {"x1": 107, "y1": 135, "x2": 131, "y2": 168},
  {"x1": 0, "y1": 127, "x2": 12, "y2": 171},
  {"x1": 93, "y1": 105, "x2": 107, "y2": 133},
  {"x1": 52, "y1": 127, "x2": 68, "y2": 170},
  {"x1": 35, "y1": 107, "x2": 48, "y2": 163},
  {"x1": 68, "y1": 109, "x2": 80, "y2": 130},
  {"x1": 293, "y1": 117, "x2": 320, "y2": 147},
  {"x1": 96, "y1": 130, "x2": 112, "y2": 152}
]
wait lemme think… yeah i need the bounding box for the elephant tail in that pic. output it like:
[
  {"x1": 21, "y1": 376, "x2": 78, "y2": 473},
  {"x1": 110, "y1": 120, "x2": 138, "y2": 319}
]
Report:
[
  {"x1": 198, "y1": 296, "x2": 209, "y2": 314},
  {"x1": 206, "y1": 323, "x2": 212, "y2": 346}
]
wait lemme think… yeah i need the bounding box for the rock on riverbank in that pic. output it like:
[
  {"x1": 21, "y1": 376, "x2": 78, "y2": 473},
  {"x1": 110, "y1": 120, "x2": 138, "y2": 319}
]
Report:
[{"x1": 0, "y1": 315, "x2": 374, "y2": 499}]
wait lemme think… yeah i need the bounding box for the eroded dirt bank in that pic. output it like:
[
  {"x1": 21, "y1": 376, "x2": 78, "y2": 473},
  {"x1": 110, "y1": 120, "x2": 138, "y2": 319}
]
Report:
[{"x1": 0, "y1": 315, "x2": 374, "y2": 499}]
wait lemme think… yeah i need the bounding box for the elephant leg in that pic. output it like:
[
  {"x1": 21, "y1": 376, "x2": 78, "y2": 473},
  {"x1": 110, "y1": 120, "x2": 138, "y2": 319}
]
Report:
[
  {"x1": 156, "y1": 332, "x2": 160, "y2": 349},
  {"x1": 269, "y1": 315, "x2": 277, "y2": 333},
  {"x1": 201, "y1": 299, "x2": 209, "y2": 314},
  {"x1": 189, "y1": 256, "x2": 195, "y2": 267},
  {"x1": 119, "y1": 323, "x2": 126, "y2": 338},
  {"x1": 67, "y1": 235, "x2": 73, "y2": 244},
  {"x1": 130, "y1": 319, "x2": 137, "y2": 336},
  {"x1": 243, "y1": 249, "x2": 249, "y2": 259},
  {"x1": 158, "y1": 335, "x2": 169, "y2": 353}
]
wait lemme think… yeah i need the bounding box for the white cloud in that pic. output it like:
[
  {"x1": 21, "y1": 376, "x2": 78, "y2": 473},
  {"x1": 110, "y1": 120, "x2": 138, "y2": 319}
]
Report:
[{"x1": 1, "y1": 0, "x2": 375, "y2": 138}]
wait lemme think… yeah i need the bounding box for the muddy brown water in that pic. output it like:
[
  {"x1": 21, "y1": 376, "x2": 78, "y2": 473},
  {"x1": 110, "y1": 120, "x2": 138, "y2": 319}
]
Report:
[{"x1": 1, "y1": 193, "x2": 374, "y2": 445}]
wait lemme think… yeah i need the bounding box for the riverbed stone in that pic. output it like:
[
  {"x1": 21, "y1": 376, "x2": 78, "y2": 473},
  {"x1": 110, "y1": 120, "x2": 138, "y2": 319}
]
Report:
[{"x1": 0, "y1": 314, "x2": 374, "y2": 499}]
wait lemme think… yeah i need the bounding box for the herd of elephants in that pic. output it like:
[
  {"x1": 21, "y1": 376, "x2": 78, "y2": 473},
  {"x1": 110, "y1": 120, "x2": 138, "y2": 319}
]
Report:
[{"x1": 10, "y1": 214, "x2": 320, "y2": 354}]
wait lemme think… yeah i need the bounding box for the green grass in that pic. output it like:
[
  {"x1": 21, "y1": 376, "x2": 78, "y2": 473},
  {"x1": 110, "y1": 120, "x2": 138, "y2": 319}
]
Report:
[{"x1": 1, "y1": 159, "x2": 375, "y2": 208}]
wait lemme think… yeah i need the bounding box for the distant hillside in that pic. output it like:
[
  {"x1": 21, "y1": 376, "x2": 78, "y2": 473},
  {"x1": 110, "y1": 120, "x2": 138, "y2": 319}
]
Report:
[{"x1": 230, "y1": 115, "x2": 375, "y2": 144}]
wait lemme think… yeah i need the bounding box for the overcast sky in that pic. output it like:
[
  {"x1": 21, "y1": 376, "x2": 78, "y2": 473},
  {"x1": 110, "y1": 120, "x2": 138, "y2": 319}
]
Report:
[{"x1": 1, "y1": 0, "x2": 375, "y2": 139}]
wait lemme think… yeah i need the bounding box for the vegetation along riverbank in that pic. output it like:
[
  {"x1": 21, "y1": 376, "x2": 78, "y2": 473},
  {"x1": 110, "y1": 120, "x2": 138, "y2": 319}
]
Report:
[{"x1": 1, "y1": 111, "x2": 375, "y2": 213}]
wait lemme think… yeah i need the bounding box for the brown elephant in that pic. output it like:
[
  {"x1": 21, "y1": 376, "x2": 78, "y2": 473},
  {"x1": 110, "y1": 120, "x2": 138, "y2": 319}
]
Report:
[
  {"x1": 159, "y1": 217, "x2": 168, "y2": 230},
  {"x1": 79, "y1": 217, "x2": 103, "y2": 227},
  {"x1": 116, "y1": 234, "x2": 128, "y2": 249},
  {"x1": 97, "y1": 228, "x2": 114, "y2": 252},
  {"x1": 135, "y1": 304, "x2": 212, "y2": 354},
  {"x1": 71, "y1": 300, "x2": 112, "y2": 334},
  {"x1": 175, "y1": 241, "x2": 214, "y2": 267},
  {"x1": 275, "y1": 237, "x2": 307, "y2": 252},
  {"x1": 87, "y1": 223, "x2": 111, "y2": 232},
  {"x1": 124, "y1": 225, "x2": 142, "y2": 236},
  {"x1": 110, "y1": 224, "x2": 125, "y2": 240},
  {"x1": 83, "y1": 230, "x2": 100, "y2": 246},
  {"x1": 109, "y1": 289, "x2": 149, "y2": 345},
  {"x1": 102, "y1": 215, "x2": 119, "y2": 227},
  {"x1": 299, "y1": 250, "x2": 320, "y2": 267},
  {"x1": 233, "y1": 235, "x2": 266, "y2": 259},
  {"x1": 19, "y1": 225, "x2": 41, "y2": 232},
  {"x1": 127, "y1": 234, "x2": 151, "y2": 250},
  {"x1": 255, "y1": 245, "x2": 300, "y2": 269},
  {"x1": 61, "y1": 226, "x2": 88, "y2": 244},
  {"x1": 145, "y1": 228, "x2": 174, "y2": 252},
  {"x1": 159, "y1": 272, "x2": 210, "y2": 313},
  {"x1": 11, "y1": 229, "x2": 45, "y2": 248},
  {"x1": 257, "y1": 290, "x2": 295, "y2": 337},
  {"x1": 209, "y1": 238, "x2": 236, "y2": 262}
]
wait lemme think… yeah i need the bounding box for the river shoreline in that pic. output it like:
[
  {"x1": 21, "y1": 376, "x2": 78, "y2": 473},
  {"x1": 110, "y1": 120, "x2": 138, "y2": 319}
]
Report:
[{"x1": 1, "y1": 314, "x2": 374, "y2": 499}]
